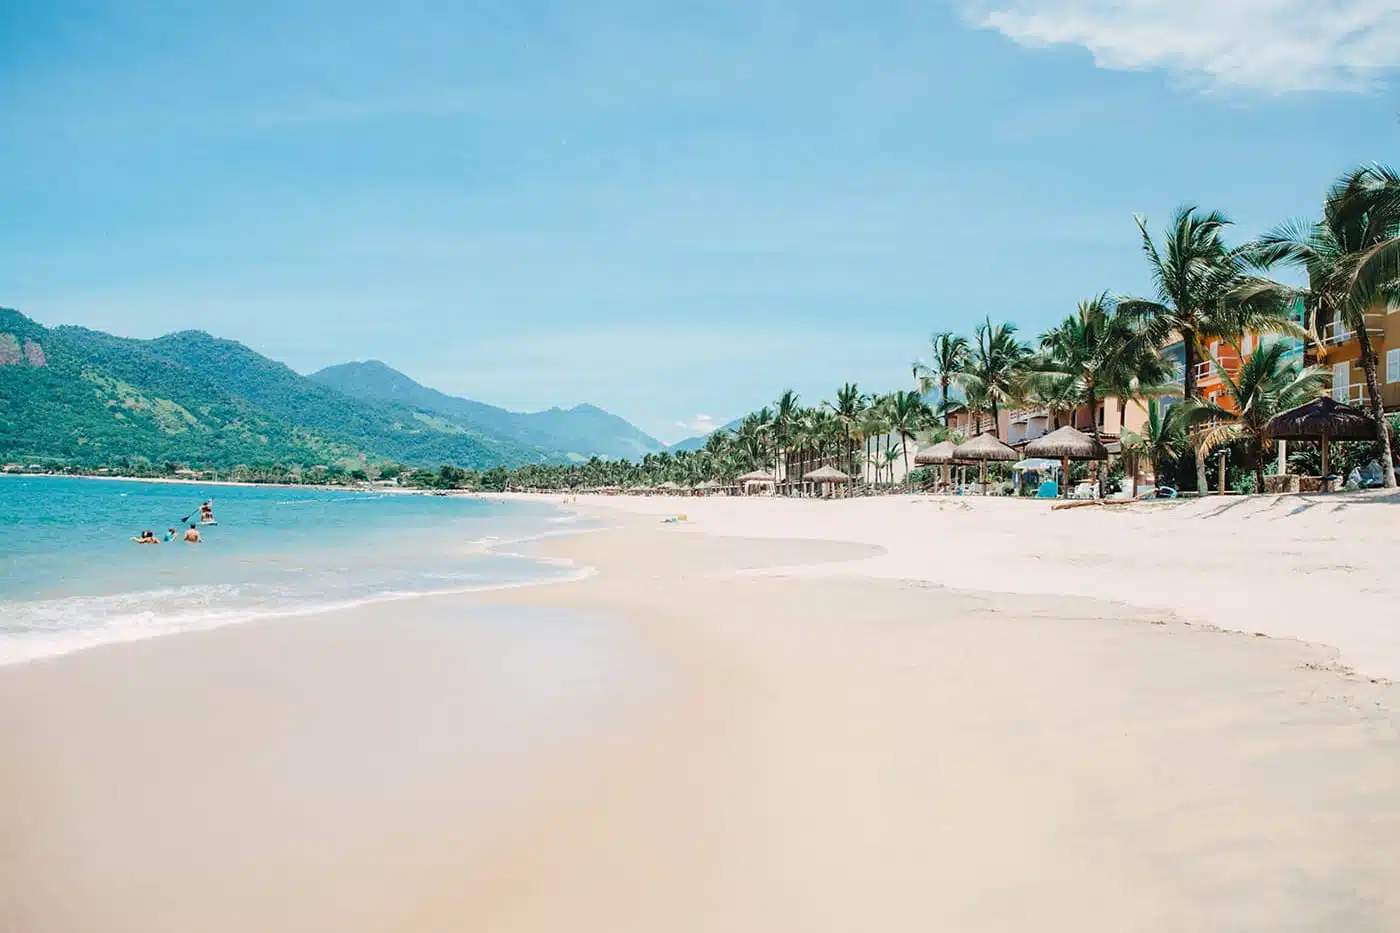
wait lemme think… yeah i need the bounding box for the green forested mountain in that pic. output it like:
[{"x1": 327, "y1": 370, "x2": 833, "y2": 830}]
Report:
[
  {"x1": 310, "y1": 360, "x2": 664, "y2": 461},
  {"x1": 0, "y1": 309, "x2": 546, "y2": 469}
]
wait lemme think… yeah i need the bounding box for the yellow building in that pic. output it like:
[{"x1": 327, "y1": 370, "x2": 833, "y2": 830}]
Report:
[{"x1": 1307, "y1": 306, "x2": 1400, "y2": 412}]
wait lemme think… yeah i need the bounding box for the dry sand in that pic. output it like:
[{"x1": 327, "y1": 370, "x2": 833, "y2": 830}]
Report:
[{"x1": 2, "y1": 494, "x2": 1399, "y2": 931}]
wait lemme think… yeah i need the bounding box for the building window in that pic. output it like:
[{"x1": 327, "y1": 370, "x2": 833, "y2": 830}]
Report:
[
  {"x1": 1097, "y1": 405, "x2": 1105, "y2": 427},
  {"x1": 1388, "y1": 348, "x2": 1400, "y2": 384}
]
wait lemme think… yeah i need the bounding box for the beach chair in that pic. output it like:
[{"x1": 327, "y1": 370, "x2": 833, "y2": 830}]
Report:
[{"x1": 1035, "y1": 480, "x2": 1058, "y2": 498}]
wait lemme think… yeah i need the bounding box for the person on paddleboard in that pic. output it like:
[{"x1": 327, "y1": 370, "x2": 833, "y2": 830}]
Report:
[{"x1": 199, "y1": 500, "x2": 215, "y2": 524}]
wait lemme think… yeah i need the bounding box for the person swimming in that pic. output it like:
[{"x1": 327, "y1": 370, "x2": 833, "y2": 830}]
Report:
[
  {"x1": 131, "y1": 529, "x2": 160, "y2": 544},
  {"x1": 165, "y1": 527, "x2": 179, "y2": 542},
  {"x1": 183, "y1": 524, "x2": 202, "y2": 543}
]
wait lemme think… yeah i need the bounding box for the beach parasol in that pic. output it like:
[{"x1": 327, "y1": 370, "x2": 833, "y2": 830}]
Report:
[
  {"x1": 803, "y1": 465, "x2": 852, "y2": 498},
  {"x1": 914, "y1": 440, "x2": 959, "y2": 488},
  {"x1": 1025, "y1": 426, "x2": 1108, "y2": 498},
  {"x1": 951, "y1": 432, "x2": 1018, "y2": 489},
  {"x1": 657, "y1": 481, "x2": 681, "y2": 492},
  {"x1": 1264, "y1": 396, "x2": 1380, "y2": 481},
  {"x1": 914, "y1": 441, "x2": 957, "y2": 465}
]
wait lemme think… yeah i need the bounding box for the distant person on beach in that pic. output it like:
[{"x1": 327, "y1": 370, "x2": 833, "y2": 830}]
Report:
[
  {"x1": 131, "y1": 530, "x2": 159, "y2": 544},
  {"x1": 183, "y1": 524, "x2": 202, "y2": 543}
]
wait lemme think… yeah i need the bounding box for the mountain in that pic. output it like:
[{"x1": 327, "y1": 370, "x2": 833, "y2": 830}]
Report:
[
  {"x1": 0, "y1": 309, "x2": 545, "y2": 469},
  {"x1": 667, "y1": 418, "x2": 744, "y2": 453},
  {"x1": 310, "y1": 360, "x2": 664, "y2": 461}
]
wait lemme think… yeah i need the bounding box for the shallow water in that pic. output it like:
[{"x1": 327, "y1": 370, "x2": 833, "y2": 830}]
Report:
[{"x1": 0, "y1": 476, "x2": 594, "y2": 663}]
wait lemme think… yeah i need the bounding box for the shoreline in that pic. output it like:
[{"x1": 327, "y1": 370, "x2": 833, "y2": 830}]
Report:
[{"x1": 3, "y1": 496, "x2": 1399, "y2": 929}]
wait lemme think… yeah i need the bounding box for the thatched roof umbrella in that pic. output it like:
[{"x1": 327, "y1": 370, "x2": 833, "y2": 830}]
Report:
[
  {"x1": 914, "y1": 441, "x2": 957, "y2": 465},
  {"x1": 736, "y1": 469, "x2": 775, "y2": 495},
  {"x1": 803, "y1": 465, "x2": 852, "y2": 499},
  {"x1": 1264, "y1": 396, "x2": 1379, "y2": 480},
  {"x1": 914, "y1": 440, "x2": 958, "y2": 490},
  {"x1": 657, "y1": 481, "x2": 681, "y2": 493},
  {"x1": 803, "y1": 465, "x2": 852, "y2": 482},
  {"x1": 951, "y1": 432, "x2": 1019, "y2": 489},
  {"x1": 1025, "y1": 426, "x2": 1108, "y2": 498}
]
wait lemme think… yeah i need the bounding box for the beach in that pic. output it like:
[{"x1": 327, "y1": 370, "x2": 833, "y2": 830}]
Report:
[{"x1": 3, "y1": 493, "x2": 1399, "y2": 930}]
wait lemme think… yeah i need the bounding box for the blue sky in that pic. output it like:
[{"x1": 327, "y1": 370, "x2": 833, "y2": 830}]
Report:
[{"x1": 4, "y1": 1, "x2": 1399, "y2": 442}]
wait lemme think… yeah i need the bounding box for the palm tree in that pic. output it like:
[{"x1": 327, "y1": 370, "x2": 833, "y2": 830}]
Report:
[
  {"x1": 771, "y1": 389, "x2": 801, "y2": 490},
  {"x1": 1121, "y1": 399, "x2": 1190, "y2": 494},
  {"x1": 1177, "y1": 341, "x2": 1329, "y2": 493},
  {"x1": 1251, "y1": 166, "x2": 1400, "y2": 488},
  {"x1": 825, "y1": 383, "x2": 867, "y2": 476},
  {"x1": 1034, "y1": 293, "x2": 1180, "y2": 444},
  {"x1": 951, "y1": 318, "x2": 1030, "y2": 439},
  {"x1": 886, "y1": 389, "x2": 932, "y2": 488},
  {"x1": 861, "y1": 394, "x2": 893, "y2": 484},
  {"x1": 915, "y1": 332, "x2": 970, "y2": 426},
  {"x1": 1119, "y1": 205, "x2": 1303, "y2": 491}
]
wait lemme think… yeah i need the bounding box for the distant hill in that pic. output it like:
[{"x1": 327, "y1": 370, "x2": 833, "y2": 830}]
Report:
[
  {"x1": 667, "y1": 418, "x2": 744, "y2": 452},
  {"x1": 310, "y1": 360, "x2": 664, "y2": 461},
  {"x1": 0, "y1": 309, "x2": 545, "y2": 469}
]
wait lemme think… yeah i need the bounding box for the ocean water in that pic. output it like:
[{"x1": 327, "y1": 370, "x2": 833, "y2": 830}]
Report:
[{"x1": 0, "y1": 476, "x2": 595, "y2": 664}]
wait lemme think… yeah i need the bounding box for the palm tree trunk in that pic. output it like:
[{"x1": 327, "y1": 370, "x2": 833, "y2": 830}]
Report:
[
  {"x1": 1356, "y1": 328, "x2": 1397, "y2": 489},
  {"x1": 941, "y1": 376, "x2": 951, "y2": 427},
  {"x1": 902, "y1": 433, "x2": 911, "y2": 490},
  {"x1": 1183, "y1": 328, "x2": 1209, "y2": 493}
]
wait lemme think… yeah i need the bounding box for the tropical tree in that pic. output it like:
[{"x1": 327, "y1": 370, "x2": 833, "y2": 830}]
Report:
[
  {"x1": 1120, "y1": 399, "x2": 1190, "y2": 493},
  {"x1": 1119, "y1": 205, "x2": 1303, "y2": 490},
  {"x1": 886, "y1": 389, "x2": 933, "y2": 488},
  {"x1": 915, "y1": 331, "x2": 970, "y2": 426},
  {"x1": 1251, "y1": 166, "x2": 1400, "y2": 488},
  {"x1": 771, "y1": 389, "x2": 801, "y2": 488},
  {"x1": 951, "y1": 318, "x2": 1030, "y2": 439},
  {"x1": 1176, "y1": 340, "x2": 1329, "y2": 493},
  {"x1": 825, "y1": 383, "x2": 867, "y2": 476},
  {"x1": 1033, "y1": 293, "x2": 1181, "y2": 444}
]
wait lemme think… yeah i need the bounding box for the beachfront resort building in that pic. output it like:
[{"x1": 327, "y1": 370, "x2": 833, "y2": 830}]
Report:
[{"x1": 1305, "y1": 302, "x2": 1400, "y2": 413}]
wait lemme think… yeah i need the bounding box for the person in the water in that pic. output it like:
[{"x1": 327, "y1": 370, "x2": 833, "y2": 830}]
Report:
[
  {"x1": 131, "y1": 530, "x2": 160, "y2": 544},
  {"x1": 183, "y1": 524, "x2": 202, "y2": 543},
  {"x1": 165, "y1": 527, "x2": 179, "y2": 542},
  {"x1": 199, "y1": 500, "x2": 214, "y2": 523}
]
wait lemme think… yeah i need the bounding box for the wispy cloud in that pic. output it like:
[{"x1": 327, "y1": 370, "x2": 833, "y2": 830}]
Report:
[
  {"x1": 962, "y1": 0, "x2": 1400, "y2": 92},
  {"x1": 674, "y1": 414, "x2": 720, "y2": 437}
]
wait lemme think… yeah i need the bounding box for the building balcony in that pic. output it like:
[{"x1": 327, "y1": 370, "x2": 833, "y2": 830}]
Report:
[
  {"x1": 1333, "y1": 381, "x2": 1400, "y2": 410},
  {"x1": 1322, "y1": 315, "x2": 1385, "y2": 346},
  {"x1": 1008, "y1": 407, "x2": 1048, "y2": 425}
]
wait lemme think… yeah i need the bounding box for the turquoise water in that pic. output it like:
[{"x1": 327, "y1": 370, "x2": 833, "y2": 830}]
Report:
[{"x1": 0, "y1": 477, "x2": 593, "y2": 664}]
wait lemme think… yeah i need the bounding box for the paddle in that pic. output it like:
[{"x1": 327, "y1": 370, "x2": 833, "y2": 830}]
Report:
[{"x1": 180, "y1": 498, "x2": 210, "y2": 524}]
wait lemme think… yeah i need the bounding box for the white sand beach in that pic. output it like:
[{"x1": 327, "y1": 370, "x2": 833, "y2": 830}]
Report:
[{"x1": 2, "y1": 493, "x2": 1399, "y2": 931}]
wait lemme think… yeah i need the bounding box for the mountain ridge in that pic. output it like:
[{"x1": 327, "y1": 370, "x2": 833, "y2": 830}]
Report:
[{"x1": 309, "y1": 360, "x2": 664, "y2": 462}]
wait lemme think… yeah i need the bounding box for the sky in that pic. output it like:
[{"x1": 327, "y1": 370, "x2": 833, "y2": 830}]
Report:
[{"x1": 3, "y1": 1, "x2": 1400, "y2": 443}]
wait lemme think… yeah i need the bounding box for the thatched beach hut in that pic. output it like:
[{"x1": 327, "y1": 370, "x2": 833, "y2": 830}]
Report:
[
  {"x1": 1024, "y1": 426, "x2": 1107, "y2": 498},
  {"x1": 914, "y1": 441, "x2": 958, "y2": 489},
  {"x1": 951, "y1": 433, "x2": 1018, "y2": 490},
  {"x1": 737, "y1": 470, "x2": 776, "y2": 495},
  {"x1": 1264, "y1": 396, "x2": 1380, "y2": 487},
  {"x1": 803, "y1": 465, "x2": 852, "y2": 498}
]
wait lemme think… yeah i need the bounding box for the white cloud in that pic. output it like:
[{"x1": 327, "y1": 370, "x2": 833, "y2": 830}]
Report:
[
  {"x1": 675, "y1": 414, "x2": 720, "y2": 436},
  {"x1": 962, "y1": 0, "x2": 1400, "y2": 92}
]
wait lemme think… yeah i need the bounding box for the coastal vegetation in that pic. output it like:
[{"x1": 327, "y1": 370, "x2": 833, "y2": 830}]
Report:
[{"x1": 7, "y1": 164, "x2": 1400, "y2": 494}]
